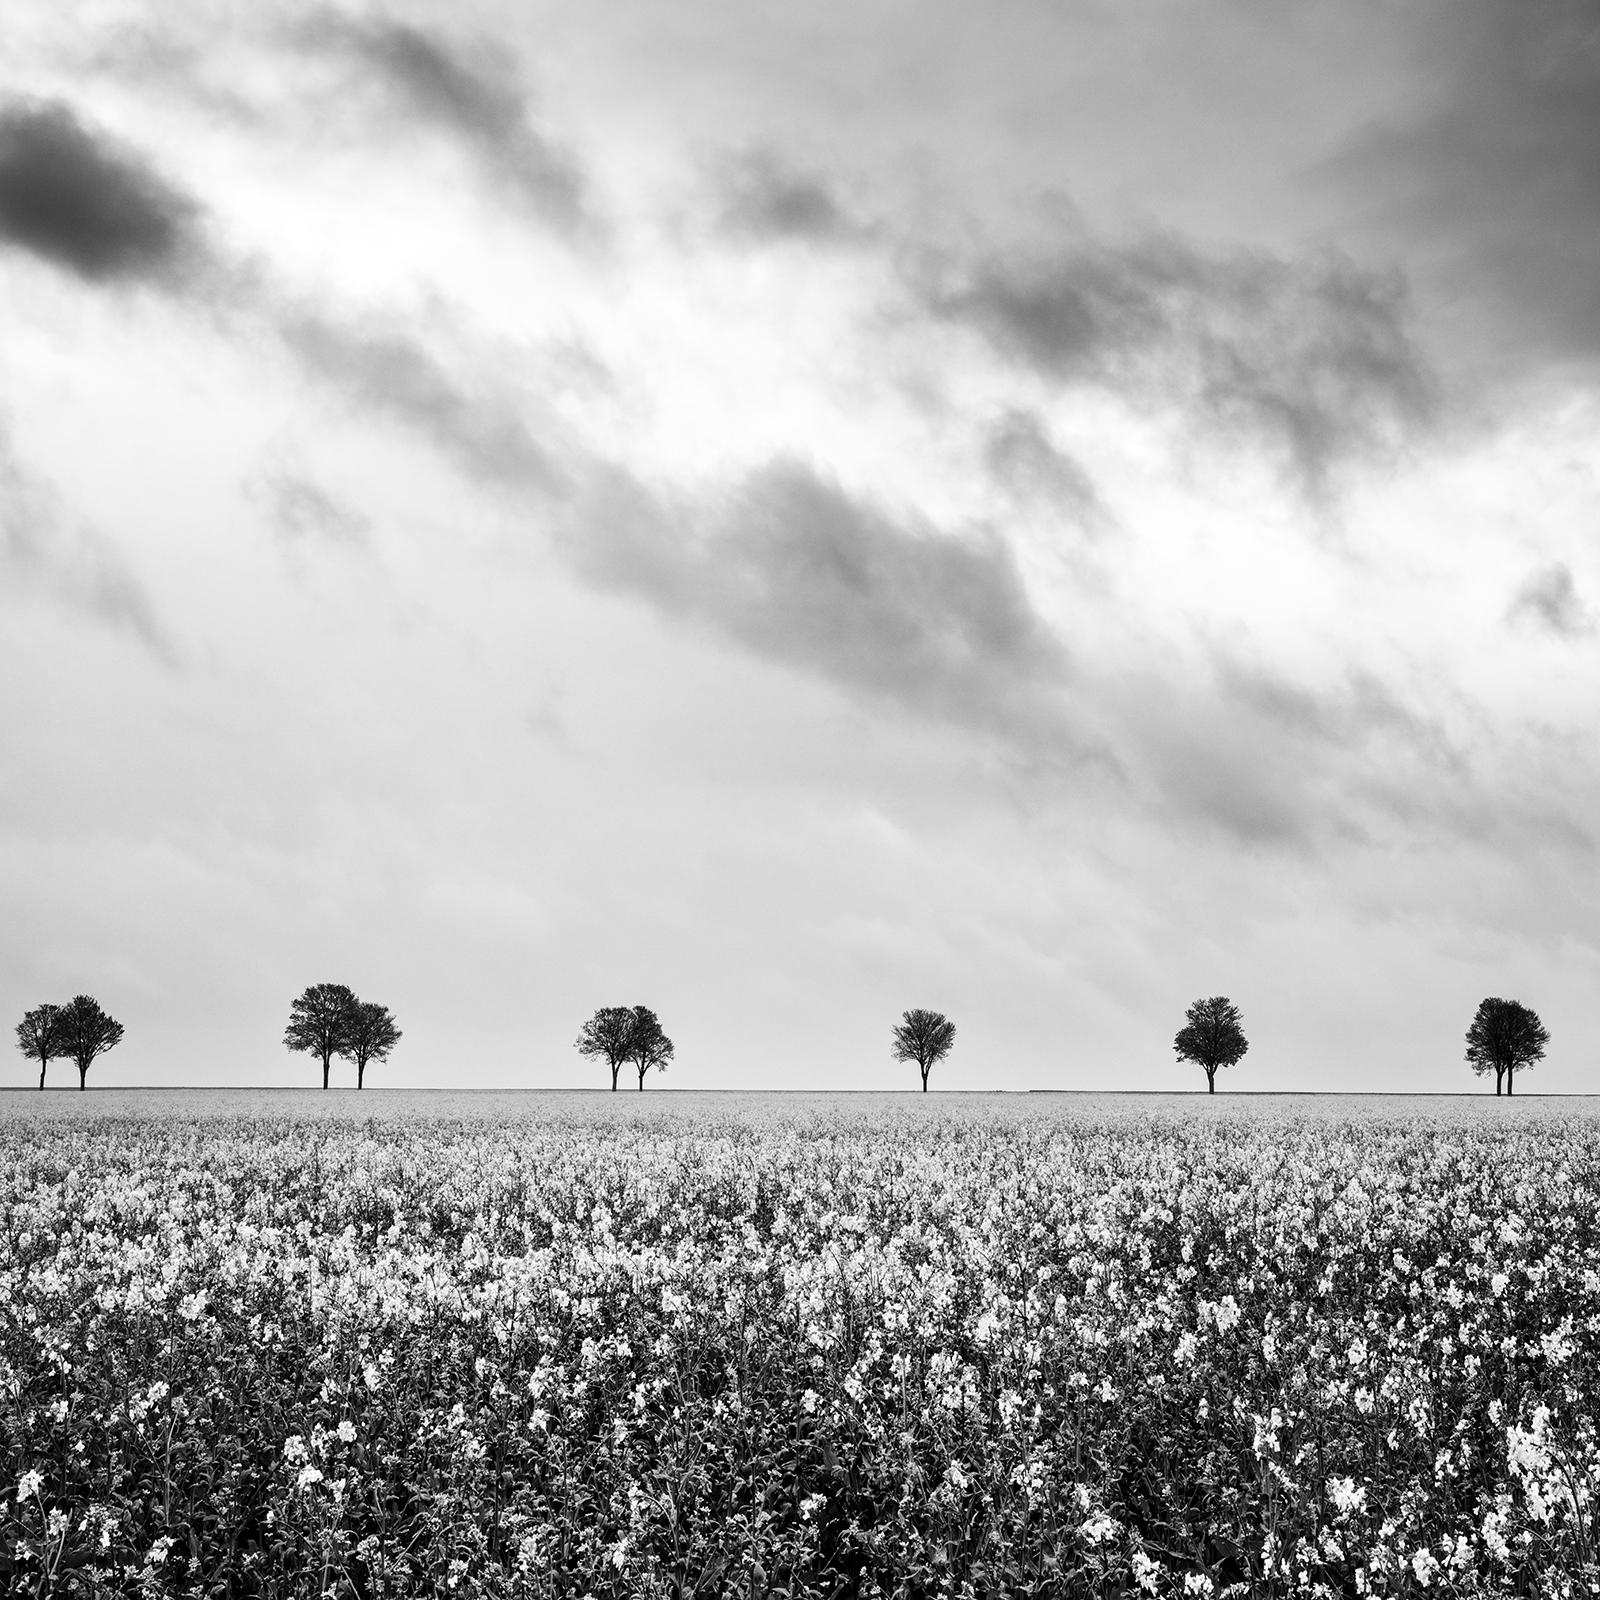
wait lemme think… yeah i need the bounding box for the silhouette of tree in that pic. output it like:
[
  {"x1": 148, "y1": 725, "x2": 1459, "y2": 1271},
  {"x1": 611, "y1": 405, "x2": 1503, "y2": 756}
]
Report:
[
  {"x1": 575, "y1": 1006, "x2": 637, "y2": 1090},
  {"x1": 626, "y1": 1006, "x2": 674, "y2": 1090},
  {"x1": 1174, "y1": 996, "x2": 1248, "y2": 1093},
  {"x1": 284, "y1": 983, "x2": 357, "y2": 1089},
  {"x1": 56, "y1": 995, "x2": 124, "y2": 1091},
  {"x1": 15, "y1": 1003, "x2": 66, "y2": 1090},
  {"x1": 340, "y1": 1000, "x2": 401, "y2": 1090},
  {"x1": 892, "y1": 1008, "x2": 955, "y2": 1092},
  {"x1": 1466, "y1": 997, "x2": 1548, "y2": 1096}
]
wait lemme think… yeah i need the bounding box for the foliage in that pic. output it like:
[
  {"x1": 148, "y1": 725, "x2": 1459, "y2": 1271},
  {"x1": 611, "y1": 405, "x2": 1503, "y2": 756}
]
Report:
[
  {"x1": 1465, "y1": 998, "x2": 1549, "y2": 1096},
  {"x1": 890, "y1": 1008, "x2": 956, "y2": 1091},
  {"x1": 1174, "y1": 997, "x2": 1249, "y2": 1093},
  {"x1": 53, "y1": 995, "x2": 124, "y2": 1091},
  {"x1": 14, "y1": 1004, "x2": 66, "y2": 1090},
  {"x1": 2, "y1": 1098, "x2": 1599, "y2": 1596},
  {"x1": 283, "y1": 984, "x2": 358, "y2": 1090}
]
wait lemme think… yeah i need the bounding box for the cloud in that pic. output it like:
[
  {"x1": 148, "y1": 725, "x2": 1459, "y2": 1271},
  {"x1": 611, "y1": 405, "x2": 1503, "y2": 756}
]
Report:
[
  {"x1": 280, "y1": 313, "x2": 564, "y2": 495},
  {"x1": 306, "y1": 16, "x2": 590, "y2": 230},
  {"x1": 1321, "y1": 0, "x2": 1600, "y2": 381},
  {"x1": 260, "y1": 470, "x2": 371, "y2": 553},
  {"x1": 0, "y1": 421, "x2": 175, "y2": 661},
  {"x1": 983, "y1": 409, "x2": 1104, "y2": 528},
  {"x1": 920, "y1": 234, "x2": 1434, "y2": 495},
  {"x1": 714, "y1": 150, "x2": 870, "y2": 245},
  {"x1": 1508, "y1": 563, "x2": 1596, "y2": 638},
  {"x1": 0, "y1": 99, "x2": 199, "y2": 283},
  {"x1": 567, "y1": 458, "x2": 1076, "y2": 743}
]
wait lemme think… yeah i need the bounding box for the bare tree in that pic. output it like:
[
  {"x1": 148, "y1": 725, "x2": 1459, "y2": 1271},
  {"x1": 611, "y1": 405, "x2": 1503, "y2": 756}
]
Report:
[
  {"x1": 15, "y1": 1003, "x2": 66, "y2": 1090},
  {"x1": 1465, "y1": 997, "x2": 1549, "y2": 1096},
  {"x1": 575, "y1": 1006, "x2": 636, "y2": 1090},
  {"x1": 892, "y1": 1008, "x2": 955, "y2": 1091},
  {"x1": 284, "y1": 983, "x2": 357, "y2": 1089},
  {"x1": 340, "y1": 1000, "x2": 401, "y2": 1089},
  {"x1": 1174, "y1": 996, "x2": 1248, "y2": 1093},
  {"x1": 56, "y1": 995, "x2": 124, "y2": 1091},
  {"x1": 626, "y1": 1006, "x2": 674, "y2": 1090}
]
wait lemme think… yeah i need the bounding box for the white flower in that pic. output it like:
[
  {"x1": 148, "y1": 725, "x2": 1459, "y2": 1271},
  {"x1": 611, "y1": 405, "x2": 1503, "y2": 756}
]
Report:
[
  {"x1": 801, "y1": 1389, "x2": 819, "y2": 1414},
  {"x1": 337, "y1": 1419, "x2": 357, "y2": 1444},
  {"x1": 945, "y1": 1460, "x2": 969, "y2": 1489},
  {"x1": 15, "y1": 1469, "x2": 43, "y2": 1504},
  {"x1": 296, "y1": 1464, "x2": 324, "y2": 1489},
  {"x1": 1410, "y1": 1549, "x2": 1439, "y2": 1586},
  {"x1": 282, "y1": 1435, "x2": 308, "y2": 1463}
]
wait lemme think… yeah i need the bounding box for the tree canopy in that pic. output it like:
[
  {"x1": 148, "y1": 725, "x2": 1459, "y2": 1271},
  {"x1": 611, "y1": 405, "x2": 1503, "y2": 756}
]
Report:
[
  {"x1": 1174, "y1": 996, "x2": 1248, "y2": 1093},
  {"x1": 15, "y1": 1003, "x2": 67, "y2": 1090},
  {"x1": 891, "y1": 1009, "x2": 956, "y2": 1091},
  {"x1": 1465, "y1": 997, "x2": 1548, "y2": 1096},
  {"x1": 56, "y1": 995, "x2": 124, "y2": 1091}
]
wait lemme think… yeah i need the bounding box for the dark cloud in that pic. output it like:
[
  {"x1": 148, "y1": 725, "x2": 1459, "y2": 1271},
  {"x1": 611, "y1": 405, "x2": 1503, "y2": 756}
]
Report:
[
  {"x1": 0, "y1": 100, "x2": 199, "y2": 283},
  {"x1": 1321, "y1": 0, "x2": 1600, "y2": 381},
  {"x1": 983, "y1": 409, "x2": 1104, "y2": 529},
  {"x1": 0, "y1": 422, "x2": 175, "y2": 661},
  {"x1": 281, "y1": 315, "x2": 563, "y2": 495},
  {"x1": 1508, "y1": 563, "x2": 1596, "y2": 638},
  {"x1": 715, "y1": 151, "x2": 869, "y2": 245},
  {"x1": 308, "y1": 17, "x2": 589, "y2": 229},
  {"x1": 921, "y1": 236, "x2": 1434, "y2": 495},
  {"x1": 568, "y1": 458, "x2": 1075, "y2": 743}
]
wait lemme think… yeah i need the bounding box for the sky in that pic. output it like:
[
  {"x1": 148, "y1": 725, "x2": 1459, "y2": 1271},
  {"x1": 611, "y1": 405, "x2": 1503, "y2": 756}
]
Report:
[{"x1": 3, "y1": 0, "x2": 1599, "y2": 1094}]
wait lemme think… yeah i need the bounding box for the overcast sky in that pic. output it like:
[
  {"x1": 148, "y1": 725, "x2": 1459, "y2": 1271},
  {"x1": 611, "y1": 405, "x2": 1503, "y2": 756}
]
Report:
[{"x1": 4, "y1": 0, "x2": 1599, "y2": 1093}]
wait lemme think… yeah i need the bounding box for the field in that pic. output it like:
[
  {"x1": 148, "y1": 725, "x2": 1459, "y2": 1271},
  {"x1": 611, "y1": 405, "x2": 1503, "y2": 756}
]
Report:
[{"x1": 2, "y1": 1091, "x2": 1598, "y2": 1597}]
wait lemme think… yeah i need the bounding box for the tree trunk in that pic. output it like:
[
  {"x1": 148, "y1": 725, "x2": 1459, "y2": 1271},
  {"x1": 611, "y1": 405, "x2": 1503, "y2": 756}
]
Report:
[
  {"x1": 1507, "y1": 1068, "x2": 1515, "y2": 1096},
  {"x1": 1206, "y1": 1068, "x2": 1216, "y2": 1094},
  {"x1": 358, "y1": 1061, "x2": 365, "y2": 1090},
  {"x1": 638, "y1": 1067, "x2": 645, "y2": 1090},
  {"x1": 78, "y1": 1062, "x2": 88, "y2": 1091},
  {"x1": 921, "y1": 1065, "x2": 929, "y2": 1092},
  {"x1": 611, "y1": 1064, "x2": 619, "y2": 1091},
  {"x1": 38, "y1": 1060, "x2": 45, "y2": 1090},
  {"x1": 323, "y1": 1053, "x2": 331, "y2": 1090},
  {"x1": 1494, "y1": 1069, "x2": 1503, "y2": 1096}
]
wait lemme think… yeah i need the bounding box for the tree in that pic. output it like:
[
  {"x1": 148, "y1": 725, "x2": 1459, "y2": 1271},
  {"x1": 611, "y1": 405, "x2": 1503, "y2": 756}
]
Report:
[
  {"x1": 15, "y1": 1003, "x2": 66, "y2": 1090},
  {"x1": 340, "y1": 1000, "x2": 401, "y2": 1090},
  {"x1": 891, "y1": 1008, "x2": 955, "y2": 1092},
  {"x1": 575, "y1": 1006, "x2": 637, "y2": 1091},
  {"x1": 626, "y1": 1006, "x2": 674, "y2": 1090},
  {"x1": 284, "y1": 983, "x2": 357, "y2": 1090},
  {"x1": 56, "y1": 995, "x2": 124, "y2": 1091},
  {"x1": 1174, "y1": 996, "x2": 1248, "y2": 1093},
  {"x1": 1465, "y1": 997, "x2": 1549, "y2": 1096}
]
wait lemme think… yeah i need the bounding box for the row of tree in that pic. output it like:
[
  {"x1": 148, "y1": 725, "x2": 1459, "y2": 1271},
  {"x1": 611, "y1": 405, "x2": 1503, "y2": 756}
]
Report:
[
  {"x1": 14, "y1": 996, "x2": 124, "y2": 1090},
  {"x1": 1166, "y1": 994, "x2": 1548, "y2": 1096},
  {"x1": 10, "y1": 991, "x2": 1554, "y2": 1093},
  {"x1": 282, "y1": 984, "x2": 402, "y2": 1089}
]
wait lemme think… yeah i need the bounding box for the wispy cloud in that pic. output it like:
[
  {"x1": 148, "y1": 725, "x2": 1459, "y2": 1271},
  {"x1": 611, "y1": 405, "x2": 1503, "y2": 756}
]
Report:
[
  {"x1": 0, "y1": 99, "x2": 200, "y2": 283},
  {"x1": 567, "y1": 458, "x2": 1077, "y2": 746},
  {"x1": 918, "y1": 234, "x2": 1434, "y2": 496},
  {"x1": 0, "y1": 420, "x2": 175, "y2": 661},
  {"x1": 713, "y1": 150, "x2": 871, "y2": 246},
  {"x1": 1508, "y1": 563, "x2": 1596, "y2": 639},
  {"x1": 302, "y1": 15, "x2": 592, "y2": 231},
  {"x1": 279, "y1": 313, "x2": 565, "y2": 496},
  {"x1": 982, "y1": 409, "x2": 1104, "y2": 530}
]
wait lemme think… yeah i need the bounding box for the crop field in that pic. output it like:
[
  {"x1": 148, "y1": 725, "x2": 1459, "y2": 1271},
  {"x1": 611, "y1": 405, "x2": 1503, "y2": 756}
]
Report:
[{"x1": 2, "y1": 1091, "x2": 1599, "y2": 1597}]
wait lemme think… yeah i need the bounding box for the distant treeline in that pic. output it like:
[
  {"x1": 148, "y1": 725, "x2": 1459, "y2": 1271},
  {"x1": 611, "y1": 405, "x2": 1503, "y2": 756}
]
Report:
[{"x1": 14, "y1": 990, "x2": 1550, "y2": 1094}]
